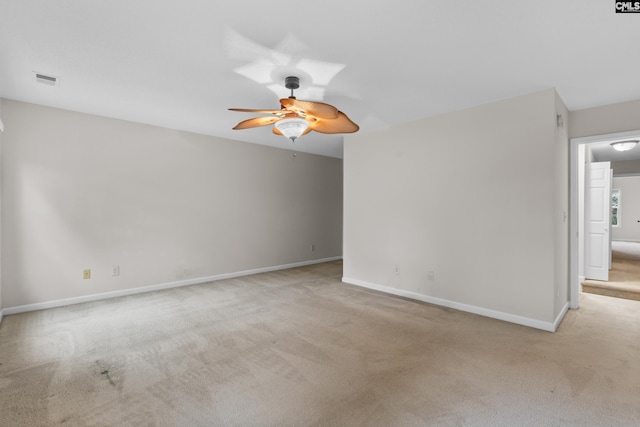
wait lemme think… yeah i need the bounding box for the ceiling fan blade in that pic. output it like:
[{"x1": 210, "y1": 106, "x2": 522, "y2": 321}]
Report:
[
  {"x1": 309, "y1": 111, "x2": 359, "y2": 134},
  {"x1": 233, "y1": 116, "x2": 281, "y2": 130},
  {"x1": 229, "y1": 108, "x2": 286, "y2": 115},
  {"x1": 280, "y1": 98, "x2": 339, "y2": 119}
]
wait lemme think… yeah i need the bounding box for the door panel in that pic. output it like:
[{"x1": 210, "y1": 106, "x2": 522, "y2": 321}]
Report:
[
  {"x1": 584, "y1": 162, "x2": 611, "y2": 281},
  {"x1": 588, "y1": 235, "x2": 606, "y2": 268}
]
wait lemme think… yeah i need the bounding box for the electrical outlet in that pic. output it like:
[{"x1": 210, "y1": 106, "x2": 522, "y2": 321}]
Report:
[
  {"x1": 311, "y1": 244, "x2": 315, "y2": 252},
  {"x1": 112, "y1": 265, "x2": 120, "y2": 276},
  {"x1": 427, "y1": 270, "x2": 435, "y2": 281},
  {"x1": 83, "y1": 269, "x2": 91, "y2": 279},
  {"x1": 394, "y1": 265, "x2": 400, "y2": 274}
]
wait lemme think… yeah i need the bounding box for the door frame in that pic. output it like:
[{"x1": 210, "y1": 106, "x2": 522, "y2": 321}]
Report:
[{"x1": 570, "y1": 129, "x2": 640, "y2": 309}]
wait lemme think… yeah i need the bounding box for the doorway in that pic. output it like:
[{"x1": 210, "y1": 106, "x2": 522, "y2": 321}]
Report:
[{"x1": 570, "y1": 130, "x2": 640, "y2": 308}]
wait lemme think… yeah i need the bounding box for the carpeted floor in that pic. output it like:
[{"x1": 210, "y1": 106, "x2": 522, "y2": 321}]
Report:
[
  {"x1": 583, "y1": 240, "x2": 640, "y2": 301},
  {"x1": 1, "y1": 261, "x2": 639, "y2": 426}
]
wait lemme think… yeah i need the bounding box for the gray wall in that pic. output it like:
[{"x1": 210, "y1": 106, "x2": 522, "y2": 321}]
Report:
[
  {"x1": 612, "y1": 176, "x2": 640, "y2": 242},
  {"x1": 1, "y1": 99, "x2": 343, "y2": 308},
  {"x1": 570, "y1": 98, "x2": 640, "y2": 138},
  {"x1": 612, "y1": 160, "x2": 640, "y2": 176},
  {"x1": 343, "y1": 89, "x2": 568, "y2": 330}
]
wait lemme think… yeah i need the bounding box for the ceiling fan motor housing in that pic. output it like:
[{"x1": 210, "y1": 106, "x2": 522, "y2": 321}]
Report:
[{"x1": 285, "y1": 76, "x2": 300, "y2": 90}]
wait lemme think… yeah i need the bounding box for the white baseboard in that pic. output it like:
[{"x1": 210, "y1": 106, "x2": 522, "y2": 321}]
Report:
[
  {"x1": 3, "y1": 257, "x2": 342, "y2": 316},
  {"x1": 342, "y1": 277, "x2": 559, "y2": 332}
]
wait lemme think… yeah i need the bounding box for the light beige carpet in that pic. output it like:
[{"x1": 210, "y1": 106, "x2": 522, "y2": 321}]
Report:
[
  {"x1": 1, "y1": 261, "x2": 639, "y2": 426},
  {"x1": 583, "y1": 241, "x2": 640, "y2": 301}
]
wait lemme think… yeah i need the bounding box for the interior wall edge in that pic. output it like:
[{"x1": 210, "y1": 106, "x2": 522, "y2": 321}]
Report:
[
  {"x1": 3, "y1": 256, "x2": 342, "y2": 317},
  {"x1": 553, "y1": 302, "x2": 570, "y2": 332},
  {"x1": 0, "y1": 98, "x2": 3, "y2": 315},
  {"x1": 342, "y1": 276, "x2": 558, "y2": 332}
]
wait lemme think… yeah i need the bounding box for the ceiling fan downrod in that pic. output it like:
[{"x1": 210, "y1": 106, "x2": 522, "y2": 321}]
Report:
[{"x1": 285, "y1": 76, "x2": 299, "y2": 98}]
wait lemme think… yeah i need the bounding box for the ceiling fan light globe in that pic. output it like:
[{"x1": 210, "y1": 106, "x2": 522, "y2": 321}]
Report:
[
  {"x1": 611, "y1": 140, "x2": 638, "y2": 151},
  {"x1": 274, "y1": 118, "x2": 309, "y2": 141}
]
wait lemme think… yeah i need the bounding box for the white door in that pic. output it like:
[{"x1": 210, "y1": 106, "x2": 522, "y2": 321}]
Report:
[{"x1": 584, "y1": 162, "x2": 611, "y2": 281}]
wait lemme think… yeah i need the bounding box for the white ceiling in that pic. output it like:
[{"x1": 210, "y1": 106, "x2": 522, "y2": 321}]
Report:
[
  {"x1": 1, "y1": 1, "x2": 640, "y2": 158},
  {"x1": 590, "y1": 136, "x2": 640, "y2": 162}
]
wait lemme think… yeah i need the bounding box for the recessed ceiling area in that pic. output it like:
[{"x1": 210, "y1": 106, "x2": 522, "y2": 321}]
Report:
[
  {"x1": 1, "y1": 1, "x2": 640, "y2": 158},
  {"x1": 590, "y1": 137, "x2": 640, "y2": 162}
]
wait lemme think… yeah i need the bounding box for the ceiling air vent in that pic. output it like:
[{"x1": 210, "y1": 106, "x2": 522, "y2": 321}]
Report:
[{"x1": 34, "y1": 72, "x2": 59, "y2": 86}]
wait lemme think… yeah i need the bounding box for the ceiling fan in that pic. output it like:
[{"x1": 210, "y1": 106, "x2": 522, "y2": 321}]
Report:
[{"x1": 229, "y1": 76, "x2": 359, "y2": 142}]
